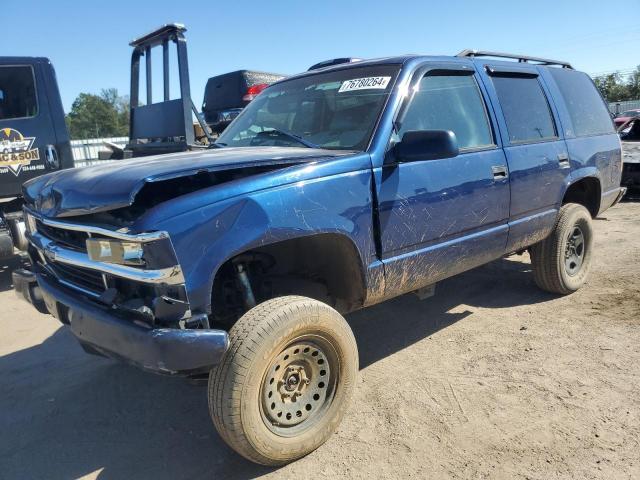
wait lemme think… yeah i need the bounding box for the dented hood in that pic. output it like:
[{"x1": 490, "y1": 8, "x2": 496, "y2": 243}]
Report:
[{"x1": 23, "y1": 146, "x2": 346, "y2": 218}]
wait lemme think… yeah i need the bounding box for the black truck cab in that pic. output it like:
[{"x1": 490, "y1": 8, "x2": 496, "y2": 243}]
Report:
[{"x1": 0, "y1": 57, "x2": 72, "y2": 257}]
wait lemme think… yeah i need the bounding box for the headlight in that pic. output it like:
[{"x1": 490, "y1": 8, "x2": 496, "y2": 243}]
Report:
[
  {"x1": 86, "y1": 238, "x2": 145, "y2": 266},
  {"x1": 25, "y1": 212, "x2": 38, "y2": 234}
]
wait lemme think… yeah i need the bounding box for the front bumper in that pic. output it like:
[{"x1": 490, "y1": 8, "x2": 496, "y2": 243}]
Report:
[{"x1": 13, "y1": 268, "x2": 229, "y2": 375}]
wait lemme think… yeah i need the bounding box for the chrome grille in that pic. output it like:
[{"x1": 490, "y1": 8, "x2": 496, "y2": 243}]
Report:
[
  {"x1": 45, "y1": 261, "x2": 105, "y2": 295},
  {"x1": 36, "y1": 220, "x2": 89, "y2": 252}
]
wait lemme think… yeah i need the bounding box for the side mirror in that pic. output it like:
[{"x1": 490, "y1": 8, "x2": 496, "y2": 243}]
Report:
[{"x1": 394, "y1": 130, "x2": 459, "y2": 162}]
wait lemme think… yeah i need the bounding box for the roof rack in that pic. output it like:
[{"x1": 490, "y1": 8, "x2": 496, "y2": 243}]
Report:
[
  {"x1": 456, "y1": 50, "x2": 573, "y2": 69},
  {"x1": 308, "y1": 57, "x2": 362, "y2": 71}
]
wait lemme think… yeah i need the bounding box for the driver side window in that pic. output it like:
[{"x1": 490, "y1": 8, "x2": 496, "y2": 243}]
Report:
[{"x1": 399, "y1": 73, "x2": 494, "y2": 150}]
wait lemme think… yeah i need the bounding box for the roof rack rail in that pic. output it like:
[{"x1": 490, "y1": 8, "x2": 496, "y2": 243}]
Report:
[
  {"x1": 308, "y1": 57, "x2": 362, "y2": 71},
  {"x1": 456, "y1": 50, "x2": 573, "y2": 69}
]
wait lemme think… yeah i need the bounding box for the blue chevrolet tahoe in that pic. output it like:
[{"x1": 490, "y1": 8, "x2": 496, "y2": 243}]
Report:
[{"x1": 14, "y1": 50, "x2": 625, "y2": 465}]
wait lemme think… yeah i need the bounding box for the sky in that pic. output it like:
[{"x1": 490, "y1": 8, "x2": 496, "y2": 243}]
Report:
[{"x1": 4, "y1": 0, "x2": 640, "y2": 113}]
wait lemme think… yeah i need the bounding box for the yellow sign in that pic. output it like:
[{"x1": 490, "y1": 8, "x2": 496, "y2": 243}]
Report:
[{"x1": 0, "y1": 127, "x2": 40, "y2": 175}]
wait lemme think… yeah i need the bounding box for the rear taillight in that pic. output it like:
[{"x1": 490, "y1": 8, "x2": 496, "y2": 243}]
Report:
[{"x1": 242, "y1": 83, "x2": 268, "y2": 102}]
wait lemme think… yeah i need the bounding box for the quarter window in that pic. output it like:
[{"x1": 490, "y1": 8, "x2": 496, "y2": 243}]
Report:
[
  {"x1": 491, "y1": 75, "x2": 556, "y2": 143},
  {"x1": 549, "y1": 68, "x2": 614, "y2": 137},
  {"x1": 399, "y1": 73, "x2": 494, "y2": 150},
  {"x1": 0, "y1": 66, "x2": 38, "y2": 120}
]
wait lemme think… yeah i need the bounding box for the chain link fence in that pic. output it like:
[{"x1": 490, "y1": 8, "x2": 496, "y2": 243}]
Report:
[{"x1": 609, "y1": 100, "x2": 640, "y2": 115}]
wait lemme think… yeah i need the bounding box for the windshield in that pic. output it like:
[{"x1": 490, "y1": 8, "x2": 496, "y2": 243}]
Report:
[
  {"x1": 620, "y1": 110, "x2": 640, "y2": 117},
  {"x1": 217, "y1": 65, "x2": 400, "y2": 151}
]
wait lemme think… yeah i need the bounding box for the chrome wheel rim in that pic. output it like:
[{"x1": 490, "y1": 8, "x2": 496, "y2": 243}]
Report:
[
  {"x1": 564, "y1": 225, "x2": 585, "y2": 276},
  {"x1": 260, "y1": 335, "x2": 338, "y2": 437}
]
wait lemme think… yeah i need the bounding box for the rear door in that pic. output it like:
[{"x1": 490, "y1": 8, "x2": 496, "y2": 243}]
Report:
[
  {"x1": 477, "y1": 63, "x2": 570, "y2": 252},
  {"x1": 0, "y1": 59, "x2": 57, "y2": 197}
]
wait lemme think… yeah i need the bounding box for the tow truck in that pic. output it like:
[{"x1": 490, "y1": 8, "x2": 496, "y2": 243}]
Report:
[{"x1": 0, "y1": 57, "x2": 73, "y2": 257}]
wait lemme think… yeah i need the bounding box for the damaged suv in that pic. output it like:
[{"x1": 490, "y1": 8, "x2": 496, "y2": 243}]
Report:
[{"x1": 14, "y1": 51, "x2": 624, "y2": 465}]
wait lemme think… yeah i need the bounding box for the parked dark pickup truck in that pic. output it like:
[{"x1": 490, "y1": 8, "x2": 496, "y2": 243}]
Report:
[
  {"x1": 202, "y1": 70, "x2": 285, "y2": 134},
  {"x1": 14, "y1": 51, "x2": 625, "y2": 465}
]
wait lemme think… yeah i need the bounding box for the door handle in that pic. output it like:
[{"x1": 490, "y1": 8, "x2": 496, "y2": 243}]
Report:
[
  {"x1": 557, "y1": 153, "x2": 570, "y2": 169},
  {"x1": 45, "y1": 145, "x2": 60, "y2": 169},
  {"x1": 491, "y1": 165, "x2": 508, "y2": 180}
]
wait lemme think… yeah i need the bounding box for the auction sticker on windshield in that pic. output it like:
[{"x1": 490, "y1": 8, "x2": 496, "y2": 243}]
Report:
[{"x1": 338, "y1": 77, "x2": 391, "y2": 92}]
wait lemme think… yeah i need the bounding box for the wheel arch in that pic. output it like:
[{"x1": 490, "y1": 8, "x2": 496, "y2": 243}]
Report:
[
  {"x1": 562, "y1": 173, "x2": 601, "y2": 218},
  {"x1": 209, "y1": 232, "x2": 368, "y2": 324}
]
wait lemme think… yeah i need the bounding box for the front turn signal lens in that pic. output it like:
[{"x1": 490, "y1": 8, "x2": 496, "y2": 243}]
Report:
[{"x1": 25, "y1": 212, "x2": 38, "y2": 234}]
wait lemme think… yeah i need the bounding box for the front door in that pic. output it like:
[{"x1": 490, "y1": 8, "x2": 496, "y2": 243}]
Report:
[
  {"x1": 376, "y1": 67, "x2": 510, "y2": 297},
  {"x1": 0, "y1": 60, "x2": 58, "y2": 198}
]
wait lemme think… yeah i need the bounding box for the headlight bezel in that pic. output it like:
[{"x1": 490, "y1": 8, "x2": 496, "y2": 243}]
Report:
[{"x1": 86, "y1": 238, "x2": 146, "y2": 267}]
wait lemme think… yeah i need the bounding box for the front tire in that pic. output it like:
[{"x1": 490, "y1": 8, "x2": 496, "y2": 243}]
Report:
[
  {"x1": 209, "y1": 296, "x2": 358, "y2": 466},
  {"x1": 530, "y1": 203, "x2": 594, "y2": 294}
]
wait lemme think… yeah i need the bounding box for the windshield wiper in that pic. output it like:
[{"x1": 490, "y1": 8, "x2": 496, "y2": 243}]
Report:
[{"x1": 257, "y1": 128, "x2": 321, "y2": 149}]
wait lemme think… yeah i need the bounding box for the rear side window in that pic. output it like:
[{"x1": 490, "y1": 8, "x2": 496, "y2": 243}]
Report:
[
  {"x1": 0, "y1": 66, "x2": 38, "y2": 120},
  {"x1": 491, "y1": 75, "x2": 556, "y2": 143},
  {"x1": 399, "y1": 73, "x2": 494, "y2": 150},
  {"x1": 549, "y1": 69, "x2": 614, "y2": 137}
]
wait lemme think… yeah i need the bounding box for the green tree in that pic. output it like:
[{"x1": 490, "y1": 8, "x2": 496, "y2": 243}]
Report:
[
  {"x1": 65, "y1": 89, "x2": 129, "y2": 139},
  {"x1": 628, "y1": 67, "x2": 640, "y2": 100},
  {"x1": 593, "y1": 66, "x2": 640, "y2": 102}
]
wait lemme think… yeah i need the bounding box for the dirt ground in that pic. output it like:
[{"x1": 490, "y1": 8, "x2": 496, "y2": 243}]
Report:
[{"x1": 1, "y1": 201, "x2": 639, "y2": 480}]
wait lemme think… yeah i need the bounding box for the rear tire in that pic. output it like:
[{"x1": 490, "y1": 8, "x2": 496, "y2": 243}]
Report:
[
  {"x1": 0, "y1": 231, "x2": 14, "y2": 260},
  {"x1": 209, "y1": 296, "x2": 358, "y2": 466},
  {"x1": 530, "y1": 203, "x2": 594, "y2": 294}
]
